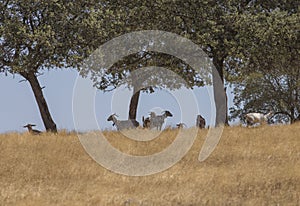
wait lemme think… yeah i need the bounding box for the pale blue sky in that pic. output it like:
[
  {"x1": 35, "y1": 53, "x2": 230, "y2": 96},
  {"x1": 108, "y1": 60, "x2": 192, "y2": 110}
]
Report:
[{"x1": 0, "y1": 69, "x2": 235, "y2": 133}]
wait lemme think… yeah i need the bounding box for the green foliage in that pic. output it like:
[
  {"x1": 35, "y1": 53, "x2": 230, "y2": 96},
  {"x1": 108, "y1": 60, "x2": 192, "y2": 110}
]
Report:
[
  {"x1": 0, "y1": 0, "x2": 112, "y2": 131},
  {"x1": 86, "y1": 51, "x2": 207, "y2": 93},
  {"x1": 229, "y1": 6, "x2": 300, "y2": 123},
  {"x1": 230, "y1": 68, "x2": 300, "y2": 123},
  {"x1": 2, "y1": 0, "x2": 299, "y2": 124},
  {"x1": 0, "y1": 0, "x2": 106, "y2": 73},
  {"x1": 81, "y1": 0, "x2": 245, "y2": 93}
]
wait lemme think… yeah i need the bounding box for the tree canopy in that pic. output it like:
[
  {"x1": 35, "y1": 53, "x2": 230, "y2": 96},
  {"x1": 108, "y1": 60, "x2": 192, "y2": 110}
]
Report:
[
  {"x1": 228, "y1": 5, "x2": 300, "y2": 124},
  {"x1": 80, "y1": 0, "x2": 246, "y2": 124},
  {"x1": 0, "y1": 0, "x2": 108, "y2": 131},
  {"x1": 1, "y1": 0, "x2": 298, "y2": 129}
]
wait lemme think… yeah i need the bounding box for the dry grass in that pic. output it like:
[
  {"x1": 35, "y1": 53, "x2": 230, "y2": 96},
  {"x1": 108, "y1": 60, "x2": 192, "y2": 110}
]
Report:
[{"x1": 0, "y1": 124, "x2": 299, "y2": 206}]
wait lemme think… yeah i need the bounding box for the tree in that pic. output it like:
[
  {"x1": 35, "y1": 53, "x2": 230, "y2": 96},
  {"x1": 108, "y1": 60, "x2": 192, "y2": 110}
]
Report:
[
  {"x1": 0, "y1": 0, "x2": 106, "y2": 132},
  {"x1": 90, "y1": 0, "x2": 272, "y2": 126},
  {"x1": 229, "y1": 8, "x2": 300, "y2": 123},
  {"x1": 230, "y1": 68, "x2": 300, "y2": 124},
  {"x1": 173, "y1": 0, "x2": 299, "y2": 125},
  {"x1": 81, "y1": 0, "x2": 298, "y2": 126},
  {"x1": 84, "y1": 50, "x2": 206, "y2": 120},
  {"x1": 81, "y1": 0, "x2": 241, "y2": 125}
]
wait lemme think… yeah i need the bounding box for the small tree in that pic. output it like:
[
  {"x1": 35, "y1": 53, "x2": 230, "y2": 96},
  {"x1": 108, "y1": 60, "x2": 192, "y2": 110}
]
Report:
[{"x1": 230, "y1": 68, "x2": 300, "y2": 124}]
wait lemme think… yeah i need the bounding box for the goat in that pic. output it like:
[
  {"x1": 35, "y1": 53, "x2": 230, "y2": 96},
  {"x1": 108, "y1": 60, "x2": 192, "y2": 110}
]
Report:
[
  {"x1": 142, "y1": 116, "x2": 150, "y2": 128},
  {"x1": 107, "y1": 114, "x2": 139, "y2": 131},
  {"x1": 149, "y1": 110, "x2": 173, "y2": 130},
  {"x1": 196, "y1": 115, "x2": 206, "y2": 129},
  {"x1": 244, "y1": 111, "x2": 274, "y2": 126},
  {"x1": 23, "y1": 124, "x2": 42, "y2": 135},
  {"x1": 176, "y1": 123, "x2": 187, "y2": 129},
  {"x1": 142, "y1": 112, "x2": 156, "y2": 129}
]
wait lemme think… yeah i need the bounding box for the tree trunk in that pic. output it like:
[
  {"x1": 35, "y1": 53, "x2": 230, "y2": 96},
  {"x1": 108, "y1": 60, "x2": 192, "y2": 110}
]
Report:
[
  {"x1": 224, "y1": 86, "x2": 229, "y2": 126},
  {"x1": 290, "y1": 107, "x2": 295, "y2": 124},
  {"x1": 20, "y1": 71, "x2": 57, "y2": 132},
  {"x1": 212, "y1": 57, "x2": 229, "y2": 126},
  {"x1": 128, "y1": 86, "x2": 140, "y2": 120}
]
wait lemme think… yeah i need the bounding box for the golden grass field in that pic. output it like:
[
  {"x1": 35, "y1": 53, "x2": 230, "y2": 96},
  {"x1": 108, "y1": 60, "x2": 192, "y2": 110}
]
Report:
[{"x1": 0, "y1": 124, "x2": 299, "y2": 206}]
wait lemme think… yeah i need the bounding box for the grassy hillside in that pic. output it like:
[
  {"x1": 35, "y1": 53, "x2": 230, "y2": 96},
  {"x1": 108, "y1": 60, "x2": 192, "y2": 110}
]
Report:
[{"x1": 0, "y1": 124, "x2": 299, "y2": 205}]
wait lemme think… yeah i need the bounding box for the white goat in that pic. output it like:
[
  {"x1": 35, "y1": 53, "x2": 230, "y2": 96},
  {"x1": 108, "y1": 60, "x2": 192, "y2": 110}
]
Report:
[
  {"x1": 107, "y1": 114, "x2": 139, "y2": 130},
  {"x1": 244, "y1": 111, "x2": 274, "y2": 126},
  {"x1": 142, "y1": 112, "x2": 156, "y2": 129},
  {"x1": 176, "y1": 123, "x2": 187, "y2": 129},
  {"x1": 149, "y1": 110, "x2": 173, "y2": 130}
]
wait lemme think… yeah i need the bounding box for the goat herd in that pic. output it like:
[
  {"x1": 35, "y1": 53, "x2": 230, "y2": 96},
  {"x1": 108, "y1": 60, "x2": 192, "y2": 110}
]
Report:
[
  {"x1": 23, "y1": 111, "x2": 275, "y2": 134},
  {"x1": 106, "y1": 110, "x2": 276, "y2": 131},
  {"x1": 22, "y1": 112, "x2": 206, "y2": 135},
  {"x1": 107, "y1": 111, "x2": 206, "y2": 131}
]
